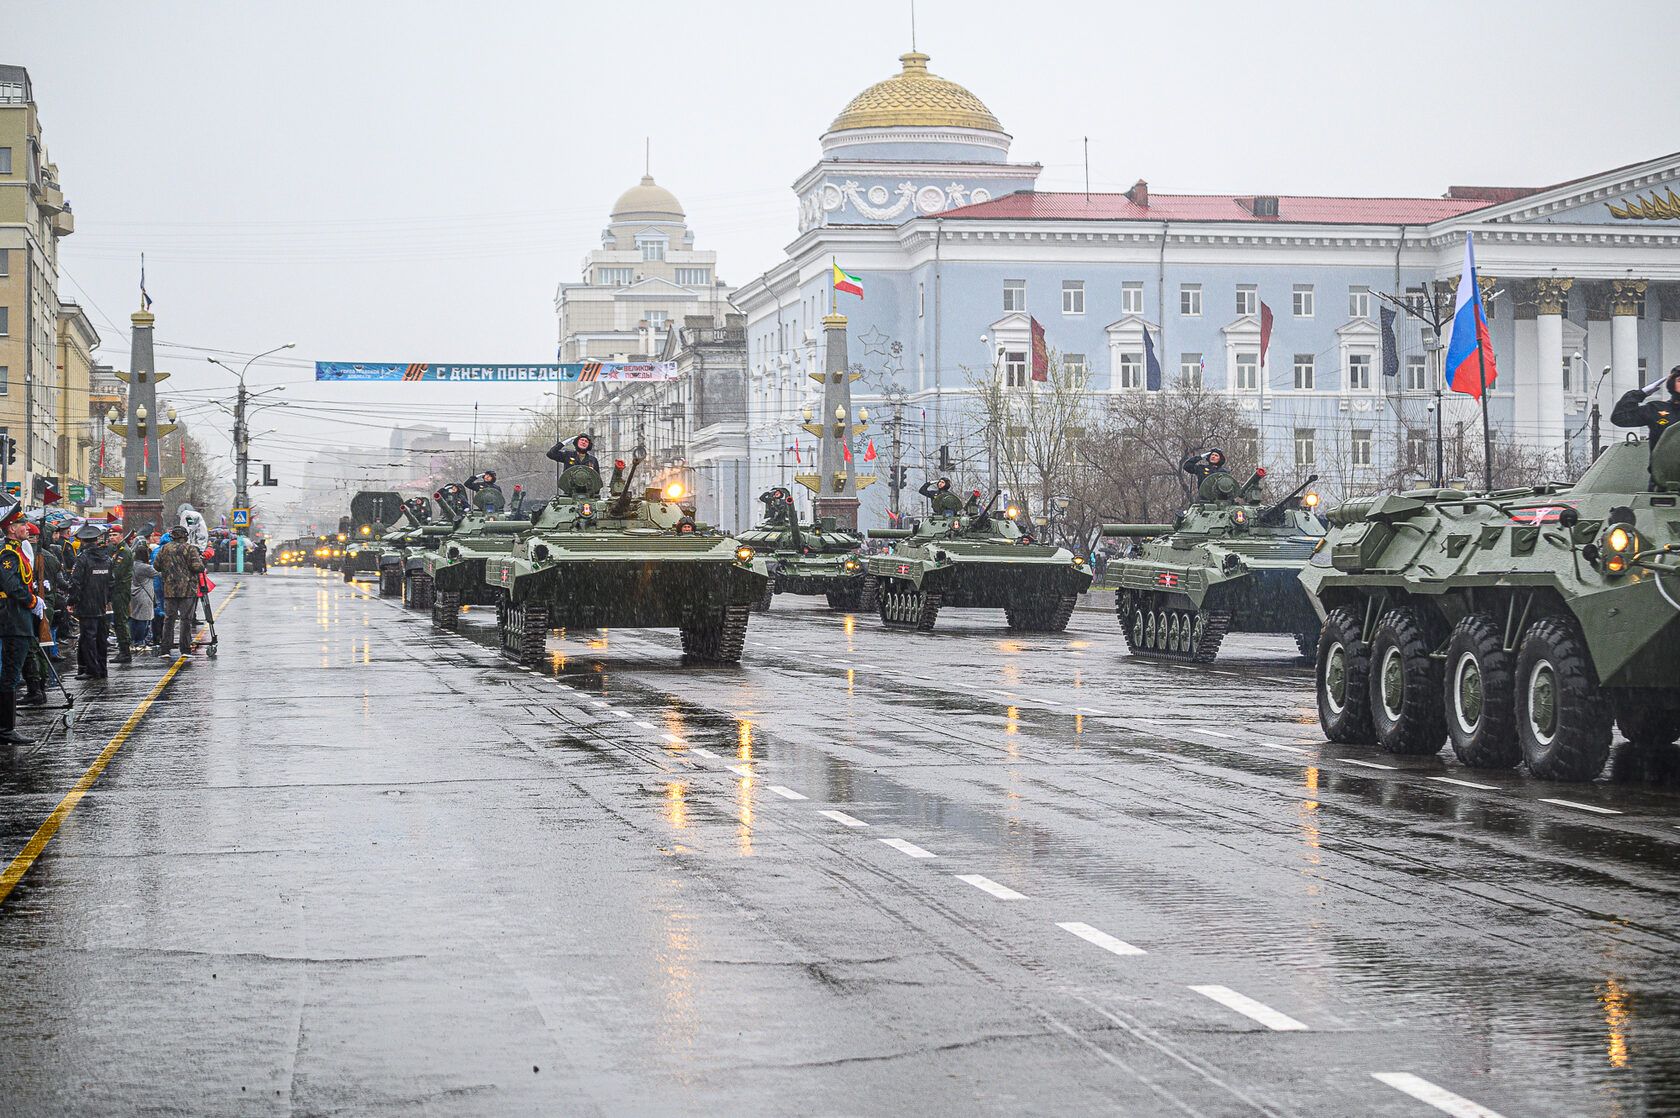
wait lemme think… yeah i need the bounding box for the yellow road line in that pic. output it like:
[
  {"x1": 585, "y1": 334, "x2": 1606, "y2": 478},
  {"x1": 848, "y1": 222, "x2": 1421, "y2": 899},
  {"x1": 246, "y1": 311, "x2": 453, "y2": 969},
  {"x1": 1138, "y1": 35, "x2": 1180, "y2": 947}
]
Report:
[{"x1": 0, "y1": 585, "x2": 240, "y2": 908}]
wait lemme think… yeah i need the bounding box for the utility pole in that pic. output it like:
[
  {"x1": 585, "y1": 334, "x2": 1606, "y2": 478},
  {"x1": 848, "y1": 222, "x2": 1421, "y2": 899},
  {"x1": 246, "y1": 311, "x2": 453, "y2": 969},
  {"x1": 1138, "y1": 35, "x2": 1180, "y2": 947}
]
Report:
[
  {"x1": 889, "y1": 403, "x2": 903, "y2": 517},
  {"x1": 234, "y1": 380, "x2": 249, "y2": 513},
  {"x1": 1376, "y1": 281, "x2": 1454, "y2": 489}
]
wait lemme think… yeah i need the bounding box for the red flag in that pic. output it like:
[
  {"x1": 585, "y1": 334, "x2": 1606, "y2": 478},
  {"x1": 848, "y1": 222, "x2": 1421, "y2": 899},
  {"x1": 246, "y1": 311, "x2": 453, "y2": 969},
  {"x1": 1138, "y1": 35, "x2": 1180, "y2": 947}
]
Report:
[
  {"x1": 843, "y1": 442, "x2": 853, "y2": 463},
  {"x1": 863, "y1": 439, "x2": 877, "y2": 461},
  {"x1": 181, "y1": 439, "x2": 187, "y2": 465},
  {"x1": 1029, "y1": 316, "x2": 1049, "y2": 382},
  {"x1": 793, "y1": 440, "x2": 801, "y2": 464},
  {"x1": 1259, "y1": 301, "x2": 1275, "y2": 367}
]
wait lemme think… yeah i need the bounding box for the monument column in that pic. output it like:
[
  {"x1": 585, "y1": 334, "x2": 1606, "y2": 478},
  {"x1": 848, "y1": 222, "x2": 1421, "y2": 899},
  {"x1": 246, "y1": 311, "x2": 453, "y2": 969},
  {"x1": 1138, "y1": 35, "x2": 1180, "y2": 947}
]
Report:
[
  {"x1": 1533, "y1": 278, "x2": 1572, "y2": 456},
  {"x1": 1610, "y1": 279, "x2": 1648, "y2": 398},
  {"x1": 102, "y1": 308, "x2": 175, "y2": 534}
]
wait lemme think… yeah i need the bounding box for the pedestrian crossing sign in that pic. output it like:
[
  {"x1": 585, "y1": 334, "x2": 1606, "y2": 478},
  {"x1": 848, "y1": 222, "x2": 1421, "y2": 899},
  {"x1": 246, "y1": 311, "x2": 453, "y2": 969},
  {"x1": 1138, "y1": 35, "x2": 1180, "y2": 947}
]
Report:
[{"x1": 231, "y1": 508, "x2": 250, "y2": 528}]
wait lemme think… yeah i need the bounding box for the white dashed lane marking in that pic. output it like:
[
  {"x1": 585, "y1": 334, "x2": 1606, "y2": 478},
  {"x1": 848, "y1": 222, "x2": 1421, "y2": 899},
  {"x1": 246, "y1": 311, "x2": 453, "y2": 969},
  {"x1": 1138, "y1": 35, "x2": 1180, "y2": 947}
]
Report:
[
  {"x1": 611, "y1": 710, "x2": 631, "y2": 719},
  {"x1": 1076, "y1": 707, "x2": 1109, "y2": 715},
  {"x1": 1058, "y1": 921, "x2": 1146, "y2": 956},
  {"x1": 1429, "y1": 776, "x2": 1500, "y2": 791},
  {"x1": 955, "y1": 874, "x2": 1026, "y2": 900},
  {"x1": 727, "y1": 764, "x2": 753, "y2": 777},
  {"x1": 1189, "y1": 985, "x2": 1309, "y2": 1031},
  {"x1": 1371, "y1": 1073, "x2": 1507, "y2": 1117},
  {"x1": 1342, "y1": 758, "x2": 1397, "y2": 771},
  {"x1": 1257, "y1": 743, "x2": 1313, "y2": 755},
  {"x1": 878, "y1": 838, "x2": 936, "y2": 859},
  {"x1": 689, "y1": 747, "x2": 719, "y2": 760},
  {"x1": 634, "y1": 720, "x2": 656, "y2": 730},
  {"x1": 767, "y1": 785, "x2": 807, "y2": 801},
  {"x1": 663, "y1": 733, "x2": 683, "y2": 743},
  {"x1": 820, "y1": 810, "x2": 868, "y2": 828},
  {"x1": 1539, "y1": 798, "x2": 1622, "y2": 815}
]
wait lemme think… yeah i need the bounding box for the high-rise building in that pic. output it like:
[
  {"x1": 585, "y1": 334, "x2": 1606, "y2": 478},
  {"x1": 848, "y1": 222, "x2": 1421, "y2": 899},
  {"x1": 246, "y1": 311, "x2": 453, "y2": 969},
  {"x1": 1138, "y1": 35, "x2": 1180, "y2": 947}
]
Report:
[{"x1": 0, "y1": 64, "x2": 74, "y2": 496}]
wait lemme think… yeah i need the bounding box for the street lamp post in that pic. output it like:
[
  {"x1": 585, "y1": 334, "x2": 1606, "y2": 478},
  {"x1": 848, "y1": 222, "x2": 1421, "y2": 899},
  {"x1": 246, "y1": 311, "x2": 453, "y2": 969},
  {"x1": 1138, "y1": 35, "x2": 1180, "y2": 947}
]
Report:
[{"x1": 210, "y1": 343, "x2": 294, "y2": 516}]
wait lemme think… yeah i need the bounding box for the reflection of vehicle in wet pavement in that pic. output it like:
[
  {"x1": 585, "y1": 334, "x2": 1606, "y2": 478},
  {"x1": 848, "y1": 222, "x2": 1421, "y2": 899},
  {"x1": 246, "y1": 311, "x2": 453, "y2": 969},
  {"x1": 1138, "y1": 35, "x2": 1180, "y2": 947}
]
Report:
[
  {"x1": 7, "y1": 574, "x2": 1678, "y2": 1116},
  {"x1": 866, "y1": 495, "x2": 1092, "y2": 631},
  {"x1": 1103, "y1": 465, "x2": 1326, "y2": 663},
  {"x1": 1301, "y1": 430, "x2": 1680, "y2": 781}
]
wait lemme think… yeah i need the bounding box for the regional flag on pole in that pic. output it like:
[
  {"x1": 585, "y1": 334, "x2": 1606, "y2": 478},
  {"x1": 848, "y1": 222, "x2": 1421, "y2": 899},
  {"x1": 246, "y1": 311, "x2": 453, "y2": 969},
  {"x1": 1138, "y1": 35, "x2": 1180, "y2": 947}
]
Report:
[
  {"x1": 1444, "y1": 233, "x2": 1498, "y2": 399},
  {"x1": 832, "y1": 262, "x2": 863, "y2": 299},
  {"x1": 1029, "y1": 316, "x2": 1049, "y2": 382}
]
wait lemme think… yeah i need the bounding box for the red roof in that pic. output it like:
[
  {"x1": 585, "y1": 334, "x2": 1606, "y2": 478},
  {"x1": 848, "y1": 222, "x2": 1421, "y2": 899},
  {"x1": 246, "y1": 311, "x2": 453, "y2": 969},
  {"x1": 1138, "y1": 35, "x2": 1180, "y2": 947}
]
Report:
[{"x1": 939, "y1": 190, "x2": 1494, "y2": 225}]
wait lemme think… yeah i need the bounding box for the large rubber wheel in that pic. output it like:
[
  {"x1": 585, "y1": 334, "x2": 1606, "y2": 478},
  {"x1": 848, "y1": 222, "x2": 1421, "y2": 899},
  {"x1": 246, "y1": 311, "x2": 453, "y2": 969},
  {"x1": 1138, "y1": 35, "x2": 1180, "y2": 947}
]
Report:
[
  {"x1": 1368, "y1": 607, "x2": 1447, "y2": 756},
  {"x1": 1443, "y1": 613, "x2": 1519, "y2": 769},
  {"x1": 1614, "y1": 692, "x2": 1680, "y2": 748},
  {"x1": 1515, "y1": 615, "x2": 1611, "y2": 781},
  {"x1": 1317, "y1": 605, "x2": 1374, "y2": 744}
]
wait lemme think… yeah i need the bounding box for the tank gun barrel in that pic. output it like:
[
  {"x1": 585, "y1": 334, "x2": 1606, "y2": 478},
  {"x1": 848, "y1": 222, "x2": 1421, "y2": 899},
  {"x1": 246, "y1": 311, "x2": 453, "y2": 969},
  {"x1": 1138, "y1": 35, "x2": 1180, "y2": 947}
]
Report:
[
  {"x1": 609, "y1": 452, "x2": 645, "y2": 518},
  {"x1": 1239, "y1": 469, "x2": 1266, "y2": 500},
  {"x1": 1100, "y1": 523, "x2": 1174, "y2": 537},
  {"x1": 1257, "y1": 474, "x2": 1319, "y2": 526},
  {"x1": 1326, "y1": 494, "x2": 1383, "y2": 527},
  {"x1": 867, "y1": 528, "x2": 914, "y2": 539}
]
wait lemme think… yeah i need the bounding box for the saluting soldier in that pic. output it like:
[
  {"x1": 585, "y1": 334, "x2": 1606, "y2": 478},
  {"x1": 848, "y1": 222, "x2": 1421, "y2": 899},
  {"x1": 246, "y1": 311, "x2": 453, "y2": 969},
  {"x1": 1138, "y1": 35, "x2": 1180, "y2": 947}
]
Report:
[
  {"x1": 0, "y1": 502, "x2": 44, "y2": 743},
  {"x1": 464, "y1": 470, "x2": 505, "y2": 513},
  {"x1": 918, "y1": 476, "x2": 964, "y2": 516},
  {"x1": 547, "y1": 433, "x2": 600, "y2": 473},
  {"x1": 1612, "y1": 365, "x2": 1680, "y2": 489}
]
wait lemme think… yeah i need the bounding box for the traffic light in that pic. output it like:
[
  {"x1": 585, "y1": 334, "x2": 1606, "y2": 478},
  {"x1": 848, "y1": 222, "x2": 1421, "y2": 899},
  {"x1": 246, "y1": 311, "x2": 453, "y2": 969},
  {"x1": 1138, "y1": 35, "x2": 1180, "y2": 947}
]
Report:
[
  {"x1": 891, "y1": 465, "x2": 909, "y2": 489},
  {"x1": 938, "y1": 444, "x2": 953, "y2": 471},
  {"x1": 4, "y1": 437, "x2": 14, "y2": 466}
]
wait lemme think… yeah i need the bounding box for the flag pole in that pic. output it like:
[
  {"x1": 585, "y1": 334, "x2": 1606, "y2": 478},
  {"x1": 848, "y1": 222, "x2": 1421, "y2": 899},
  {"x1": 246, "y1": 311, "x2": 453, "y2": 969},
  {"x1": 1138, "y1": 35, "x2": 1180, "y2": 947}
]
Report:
[{"x1": 1476, "y1": 319, "x2": 1493, "y2": 490}]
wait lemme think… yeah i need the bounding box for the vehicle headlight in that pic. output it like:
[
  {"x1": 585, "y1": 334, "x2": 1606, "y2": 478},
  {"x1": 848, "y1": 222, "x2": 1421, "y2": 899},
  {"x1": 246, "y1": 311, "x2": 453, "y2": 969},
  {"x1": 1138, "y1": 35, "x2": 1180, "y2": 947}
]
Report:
[
  {"x1": 736, "y1": 546, "x2": 755, "y2": 562},
  {"x1": 1608, "y1": 527, "x2": 1631, "y2": 554},
  {"x1": 1304, "y1": 493, "x2": 1320, "y2": 508},
  {"x1": 666, "y1": 483, "x2": 684, "y2": 500},
  {"x1": 1072, "y1": 556, "x2": 1084, "y2": 565},
  {"x1": 1005, "y1": 506, "x2": 1019, "y2": 519}
]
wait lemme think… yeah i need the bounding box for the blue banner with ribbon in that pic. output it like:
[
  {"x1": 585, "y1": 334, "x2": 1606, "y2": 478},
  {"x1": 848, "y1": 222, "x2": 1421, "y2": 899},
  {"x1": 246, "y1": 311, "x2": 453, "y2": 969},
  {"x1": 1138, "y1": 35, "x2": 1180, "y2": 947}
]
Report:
[{"x1": 315, "y1": 361, "x2": 679, "y2": 383}]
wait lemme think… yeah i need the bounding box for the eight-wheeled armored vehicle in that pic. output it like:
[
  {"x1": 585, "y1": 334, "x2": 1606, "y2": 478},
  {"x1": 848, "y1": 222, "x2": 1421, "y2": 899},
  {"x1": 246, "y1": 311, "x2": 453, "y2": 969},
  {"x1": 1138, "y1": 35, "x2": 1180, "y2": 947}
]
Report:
[{"x1": 1299, "y1": 431, "x2": 1680, "y2": 781}]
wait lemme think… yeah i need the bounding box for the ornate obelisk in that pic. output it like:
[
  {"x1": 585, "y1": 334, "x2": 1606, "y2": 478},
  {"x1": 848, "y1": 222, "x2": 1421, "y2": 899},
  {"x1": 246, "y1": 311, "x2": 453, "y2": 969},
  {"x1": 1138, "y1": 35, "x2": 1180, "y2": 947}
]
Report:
[{"x1": 103, "y1": 308, "x2": 177, "y2": 533}]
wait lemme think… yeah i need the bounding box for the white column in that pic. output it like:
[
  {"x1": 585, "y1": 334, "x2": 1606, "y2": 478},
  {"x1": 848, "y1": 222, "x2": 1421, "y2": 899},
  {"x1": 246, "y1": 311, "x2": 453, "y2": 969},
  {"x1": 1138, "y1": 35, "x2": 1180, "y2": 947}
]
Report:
[
  {"x1": 1511, "y1": 315, "x2": 1539, "y2": 449},
  {"x1": 1610, "y1": 279, "x2": 1648, "y2": 397},
  {"x1": 1532, "y1": 277, "x2": 1570, "y2": 458}
]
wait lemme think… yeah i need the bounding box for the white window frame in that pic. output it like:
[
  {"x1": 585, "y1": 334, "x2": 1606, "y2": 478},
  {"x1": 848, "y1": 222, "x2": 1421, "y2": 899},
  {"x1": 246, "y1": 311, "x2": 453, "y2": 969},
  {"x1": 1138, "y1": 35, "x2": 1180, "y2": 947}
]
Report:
[
  {"x1": 1347, "y1": 353, "x2": 1373, "y2": 392},
  {"x1": 1236, "y1": 285, "x2": 1257, "y2": 317},
  {"x1": 1293, "y1": 354, "x2": 1314, "y2": 391},
  {"x1": 1062, "y1": 280, "x2": 1085, "y2": 316},
  {"x1": 1406, "y1": 430, "x2": 1429, "y2": 466},
  {"x1": 1348, "y1": 286, "x2": 1371, "y2": 319},
  {"x1": 1004, "y1": 350, "x2": 1028, "y2": 388},
  {"x1": 1293, "y1": 284, "x2": 1314, "y2": 318},
  {"x1": 1180, "y1": 284, "x2": 1202, "y2": 317},
  {"x1": 1294, "y1": 427, "x2": 1316, "y2": 468},
  {"x1": 0, "y1": 367, "x2": 8, "y2": 395},
  {"x1": 1237, "y1": 427, "x2": 1259, "y2": 465},
  {"x1": 673, "y1": 267, "x2": 711, "y2": 286},
  {"x1": 1003, "y1": 280, "x2": 1026, "y2": 313},
  {"x1": 596, "y1": 267, "x2": 633, "y2": 286},
  {"x1": 1351, "y1": 429, "x2": 1373, "y2": 468},
  {"x1": 1118, "y1": 353, "x2": 1144, "y2": 391},
  {"x1": 1064, "y1": 353, "x2": 1088, "y2": 388},
  {"x1": 1235, "y1": 352, "x2": 1259, "y2": 392},
  {"x1": 1180, "y1": 354, "x2": 1203, "y2": 389},
  {"x1": 636, "y1": 234, "x2": 668, "y2": 262},
  {"x1": 1405, "y1": 355, "x2": 1428, "y2": 392},
  {"x1": 1120, "y1": 282, "x2": 1144, "y2": 315}
]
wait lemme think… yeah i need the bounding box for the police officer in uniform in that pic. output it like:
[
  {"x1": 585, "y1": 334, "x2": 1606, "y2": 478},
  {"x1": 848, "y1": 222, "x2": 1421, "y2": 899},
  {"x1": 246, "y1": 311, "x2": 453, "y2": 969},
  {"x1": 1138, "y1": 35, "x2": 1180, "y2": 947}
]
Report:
[
  {"x1": 68, "y1": 523, "x2": 114, "y2": 680},
  {"x1": 0, "y1": 502, "x2": 43, "y2": 743},
  {"x1": 108, "y1": 530, "x2": 136, "y2": 663},
  {"x1": 464, "y1": 470, "x2": 505, "y2": 513},
  {"x1": 547, "y1": 433, "x2": 600, "y2": 473},
  {"x1": 1611, "y1": 365, "x2": 1680, "y2": 488}
]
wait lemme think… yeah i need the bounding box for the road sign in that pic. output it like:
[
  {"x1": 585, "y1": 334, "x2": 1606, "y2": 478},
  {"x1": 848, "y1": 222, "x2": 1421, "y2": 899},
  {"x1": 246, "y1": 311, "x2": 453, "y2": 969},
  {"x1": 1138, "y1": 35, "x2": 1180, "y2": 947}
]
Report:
[
  {"x1": 68, "y1": 484, "x2": 90, "y2": 503},
  {"x1": 231, "y1": 508, "x2": 251, "y2": 528}
]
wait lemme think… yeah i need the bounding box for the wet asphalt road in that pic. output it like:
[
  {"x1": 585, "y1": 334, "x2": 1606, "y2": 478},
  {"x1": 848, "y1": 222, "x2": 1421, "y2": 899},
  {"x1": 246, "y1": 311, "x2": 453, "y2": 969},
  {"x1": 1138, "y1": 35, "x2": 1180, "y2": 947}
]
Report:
[{"x1": 1, "y1": 570, "x2": 1678, "y2": 1117}]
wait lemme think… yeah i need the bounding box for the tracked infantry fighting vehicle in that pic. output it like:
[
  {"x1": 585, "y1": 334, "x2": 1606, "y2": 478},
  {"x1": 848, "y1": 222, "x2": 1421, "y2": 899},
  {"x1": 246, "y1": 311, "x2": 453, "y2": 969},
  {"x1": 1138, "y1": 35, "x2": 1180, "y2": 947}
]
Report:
[
  {"x1": 736, "y1": 487, "x2": 870, "y2": 611},
  {"x1": 417, "y1": 478, "x2": 532, "y2": 630},
  {"x1": 1101, "y1": 463, "x2": 1326, "y2": 662},
  {"x1": 865, "y1": 492, "x2": 1091, "y2": 632},
  {"x1": 373, "y1": 497, "x2": 435, "y2": 598},
  {"x1": 484, "y1": 455, "x2": 769, "y2": 664},
  {"x1": 339, "y1": 491, "x2": 405, "y2": 582},
  {"x1": 1298, "y1": 430, "x2": 1680, "y2": 781}
]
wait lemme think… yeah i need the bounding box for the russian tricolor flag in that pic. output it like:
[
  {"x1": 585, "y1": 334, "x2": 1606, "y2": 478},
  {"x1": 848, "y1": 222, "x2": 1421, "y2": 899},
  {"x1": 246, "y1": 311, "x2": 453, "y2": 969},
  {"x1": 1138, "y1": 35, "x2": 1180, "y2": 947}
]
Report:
[{"x1": 1444, "y1": 233, "x2": 1498, "y2": 399}]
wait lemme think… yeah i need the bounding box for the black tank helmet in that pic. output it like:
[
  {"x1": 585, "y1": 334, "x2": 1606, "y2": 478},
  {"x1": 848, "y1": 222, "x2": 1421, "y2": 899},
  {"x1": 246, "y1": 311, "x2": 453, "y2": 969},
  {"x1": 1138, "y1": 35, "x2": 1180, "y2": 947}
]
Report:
[{"x1": 1206, "y1": 448, "x2": 1226, "y2": 469}]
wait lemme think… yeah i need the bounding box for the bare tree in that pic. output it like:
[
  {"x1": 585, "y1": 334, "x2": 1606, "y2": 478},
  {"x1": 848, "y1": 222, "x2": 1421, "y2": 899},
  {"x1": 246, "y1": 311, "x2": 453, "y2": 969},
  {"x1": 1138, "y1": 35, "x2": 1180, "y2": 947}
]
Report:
[
  {"x1": 967, "y1": 350, "x2": 1092, "y2": 532},
  {"x1": 1076, "y1": 384, "x2": 1246, "y2": 526}
]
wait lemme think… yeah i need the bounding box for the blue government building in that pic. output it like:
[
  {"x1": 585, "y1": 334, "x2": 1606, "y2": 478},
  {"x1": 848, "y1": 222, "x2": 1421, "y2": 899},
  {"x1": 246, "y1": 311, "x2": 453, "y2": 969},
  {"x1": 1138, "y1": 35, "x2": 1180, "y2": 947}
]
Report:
[{"x1": 728, "y1": 49, "x2": 1680, "y2": 522}]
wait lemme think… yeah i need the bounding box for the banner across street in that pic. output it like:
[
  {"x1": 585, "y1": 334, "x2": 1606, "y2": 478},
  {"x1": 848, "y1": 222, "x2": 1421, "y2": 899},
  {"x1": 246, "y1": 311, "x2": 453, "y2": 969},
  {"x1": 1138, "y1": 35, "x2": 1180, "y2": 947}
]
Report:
[{"x1": 314, "y1": 361, "x2": 679, "y2": 383}]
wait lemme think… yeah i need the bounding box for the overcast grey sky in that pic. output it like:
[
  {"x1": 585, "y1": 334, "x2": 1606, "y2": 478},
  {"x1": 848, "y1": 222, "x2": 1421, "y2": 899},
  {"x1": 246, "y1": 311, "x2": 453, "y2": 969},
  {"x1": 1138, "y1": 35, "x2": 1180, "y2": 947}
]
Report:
[{"x1": 12, "y1": 0, "x2": 1676, "y2": 520}]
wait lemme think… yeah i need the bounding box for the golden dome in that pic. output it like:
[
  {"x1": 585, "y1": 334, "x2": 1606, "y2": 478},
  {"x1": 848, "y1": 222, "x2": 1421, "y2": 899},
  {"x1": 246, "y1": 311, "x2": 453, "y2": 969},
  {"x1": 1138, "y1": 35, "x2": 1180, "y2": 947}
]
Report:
[
  {"x1": 611, "y1": 174, "x2": 684, "y2": 221},
  {"x1": 827, "y1": 51, "x2": 1004, "y2": 134}
]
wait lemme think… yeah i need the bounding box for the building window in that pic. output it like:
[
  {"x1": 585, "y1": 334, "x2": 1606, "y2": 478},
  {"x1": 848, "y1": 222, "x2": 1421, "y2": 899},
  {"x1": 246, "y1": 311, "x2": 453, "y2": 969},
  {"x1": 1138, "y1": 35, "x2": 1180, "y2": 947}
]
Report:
[
  {"x1": 918, "y1": 282, "x2": 925, "y2": 317},
  {"x1": 1294, "y1": 427, "x2": 1316, "y2": 467},
  {"x1": 673, "y1": 267, "x2": 710, "y2": 286},
  {"x1": 1405, "y1": 355, "x2": 1428, "y2": 392},
  {"x1": 1405, "y1": 285, "x2": 1428, "y2": 315},
  {"x1": 1348, "y1": 286, "x2": 1371, "y2": 319},
  {"x1": 1062, "y1": 280, "x2": 1085, "y2": 315},
  {"x1": 1004, "y1": 350, "x2": 1028, "y2": 387},
  {"x1": 1064, "y1": 353, "x2": 1087, "y2": 386},
  {"x1": 1235, "y1": 352, "x2": 1258, "y2": 391},
  {"x1": 1351, "y1": 429, "x2": 1373, "y2": 468},
  {"x1": 1003, "y1": 279, "x2": 1025, "y2": 312},
  {"x1": 1347, "y1": 354, "x2": 1372, "y2": 390},
  {"x1": 596, "y1": 267, "x2": 633, "y2": 286},
  {"x1": 646, "y1": 311, "x2": 668, "y2": 330},
  {"x1": 1180, "y1": 284, "x2": 1202, "y2": 317},
  {"x1": 1293, "y1": 284, "x2": 1314, "y2": 317},
  {"x1": 0, "y1": 367, "x2": 8, "y2": 395},
  {"x1": 1563, "y1": 354, "x2": 1573, "y2": 393},
  {"x1": 639, "y1": 237, "x2": 667, "y2": 262},
  {"x1": 0, "y1": 307, "x2": 7, "y2": 336},
  {"x1": 1236, "y1": 285, "x2": 1257, "y2": 316},
  {"x1": 1121, "y1": 282, "x2": 1144, "y2": 315},
  {"x1": 1406, "y1": 429, "x2": 1428, "y2": 466},
  {"x1": 0, "y1": 148, "x2": 10, "y2": 175},
  {"x1": 0, "y1": 248, "x2": 7, "y2": 276},
  {"x1": 1118, "y1": 353, "x2": 1143, "y2": 390},
  {"x1": 1236, "y1": 426, "x2": 1259, "y2": 464},
  {"x1": 1180, "y1": 354, "x2": 1203, "y2": 389},
  {"x1": 1293, "y1": 354, "x2": 1315, "y2": 390}
]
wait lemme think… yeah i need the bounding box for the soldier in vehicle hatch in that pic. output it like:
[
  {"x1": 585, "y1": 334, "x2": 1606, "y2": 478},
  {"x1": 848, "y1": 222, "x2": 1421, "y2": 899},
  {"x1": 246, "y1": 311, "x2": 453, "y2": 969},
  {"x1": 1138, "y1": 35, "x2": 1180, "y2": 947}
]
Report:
[
  {"x1": 1181, "y1": 448, "x2": 1240, "y2": 503},
  {"x1": 1612, "y1": 365, "x2": 1680, "y2": 488},
  {"x1": 547, "y1": 433, "x2": 600, "y2": 473},
  {"x1": 918, "y1": 476, "x2": 963, "y2": 516},
  {"x1": 464, "y1": 471, "x2": 505, "y2": 513}
]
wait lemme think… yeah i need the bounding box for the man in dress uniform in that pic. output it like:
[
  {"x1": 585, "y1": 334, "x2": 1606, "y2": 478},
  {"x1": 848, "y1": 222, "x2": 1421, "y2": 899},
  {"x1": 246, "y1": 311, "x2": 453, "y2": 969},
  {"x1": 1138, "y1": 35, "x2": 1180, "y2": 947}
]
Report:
[{"x1": 0, "y1": 502, "x2": 44, "y2": 743}]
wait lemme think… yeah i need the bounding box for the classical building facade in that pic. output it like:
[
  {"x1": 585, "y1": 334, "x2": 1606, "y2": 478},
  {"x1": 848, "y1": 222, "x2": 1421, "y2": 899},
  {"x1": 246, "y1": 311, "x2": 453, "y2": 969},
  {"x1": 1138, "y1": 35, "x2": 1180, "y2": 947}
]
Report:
[
  {"x1": 728, "y1": 49, "x2": 1680, "y2": 522},
  {"x1": 0, "y1": 64, "x2": 75, "y2": 497}
]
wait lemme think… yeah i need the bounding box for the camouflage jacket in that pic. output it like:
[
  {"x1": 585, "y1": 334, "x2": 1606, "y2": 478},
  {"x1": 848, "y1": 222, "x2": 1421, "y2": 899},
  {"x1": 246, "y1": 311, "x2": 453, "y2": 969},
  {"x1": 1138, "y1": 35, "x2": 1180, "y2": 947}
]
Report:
[{"x1": 155, "y1": 539, "x2": 206, "y2": 599}]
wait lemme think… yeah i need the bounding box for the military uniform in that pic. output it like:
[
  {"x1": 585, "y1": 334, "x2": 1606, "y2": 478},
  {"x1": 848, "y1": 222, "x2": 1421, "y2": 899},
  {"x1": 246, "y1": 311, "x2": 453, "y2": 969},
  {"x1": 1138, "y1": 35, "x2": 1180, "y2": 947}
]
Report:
[
  {"x1": 109, "y1": 537, "x2": 135, "y2": 661},
  {"x1": 1182, "y1": 451, "x2": 1239, "y2": 503},
  {"x1": 1611, "y1": 370, "x2": 1680, "y2": 489},
  {"x1": 547, "y1": 436, "x2": 600, "y2": 473},
  {"x1": 0, "y1": 505, "x2": 42, "y2": 743},
  {"x1": 465, "y1": 472, "x2": 505, "y2": 513},
  {"x1": 918, "y1": 479, "x2": 963, "y2": 516},
  {"x1": 69, "y1": 528, "x2": 114, "y2": 679},
  {"x1": 154, "y1": 535, "x2": 206, "y2": 656}
]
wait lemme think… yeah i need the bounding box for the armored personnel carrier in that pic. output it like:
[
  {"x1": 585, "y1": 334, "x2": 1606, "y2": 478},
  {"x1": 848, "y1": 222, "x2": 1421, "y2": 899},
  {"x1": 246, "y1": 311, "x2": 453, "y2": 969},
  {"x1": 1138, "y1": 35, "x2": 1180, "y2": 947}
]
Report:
[
  {"x1": 416, "y1": 479, "x2": 532, "y2": 630},
  {"x1": 1101, "y1": 460, "x2": 1325, "y2": 662},
  {"x1": 736, "y1": 487, "x2": 870, "y2": 611},
  {"x1": 1298, "y1": 430, "x2": 1680, "y2": 781},
  {"x1": 339, "y1": 491, "x2": 405, "y2": 582},
  {"x1": 484, "y1": 455, "x2": 769, "y2": 665},
  {"x1": 865, "y1": 492, "x2": 1092, "y2": 632}
]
